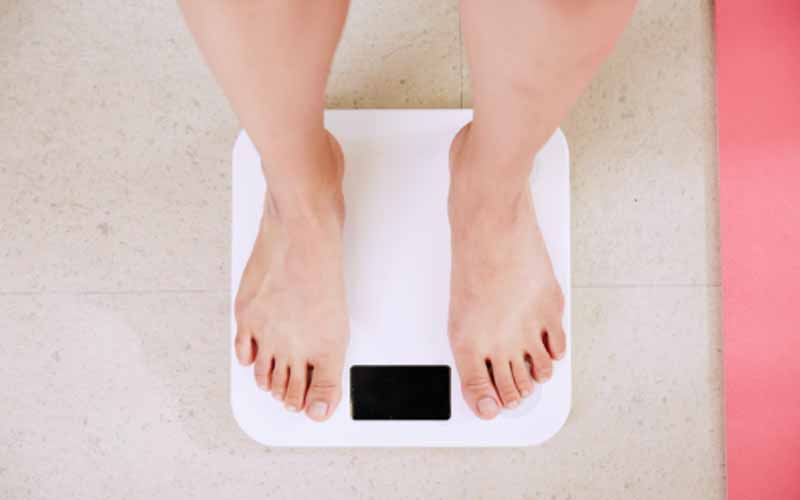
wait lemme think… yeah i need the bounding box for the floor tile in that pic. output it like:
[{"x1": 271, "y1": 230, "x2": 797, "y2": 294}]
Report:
[
  {"x1": 0, "y1": 286, "x2": 723, "y2": 499},
  {"x1": 568, "y1": 1, "x2": 718, "y2": 287},
  {"x1": 0, "y1": 0, "x2": 463, "y2": 294},
  {"x1": 1, "y1": 0, "x2": 235, "y2": 292},
  {"x1": 328, "y1": 0, "x2": 461, "y2": 109}
]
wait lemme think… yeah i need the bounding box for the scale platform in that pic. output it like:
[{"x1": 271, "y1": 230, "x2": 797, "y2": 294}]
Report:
[{"x1": 230, "y1": 109, "x2": 571, "y2": 447}]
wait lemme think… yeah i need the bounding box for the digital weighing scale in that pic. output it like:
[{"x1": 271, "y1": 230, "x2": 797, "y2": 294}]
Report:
[{"x1": 230, "y1": 109, "x2": 571, "y2": 447}]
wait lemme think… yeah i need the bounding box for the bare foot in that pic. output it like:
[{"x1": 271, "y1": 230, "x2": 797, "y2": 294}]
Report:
[
  {"x1": 447, "y1": 124, "x2": 566, "y2": 420},
  {"x1": 234, "y1": 131, "x2": 349, "y2": 422}
]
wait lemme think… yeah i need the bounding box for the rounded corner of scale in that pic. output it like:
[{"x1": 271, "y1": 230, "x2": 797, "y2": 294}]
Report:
[
  {"x1": 230, "y1": 389, "x2": 274, "y2": 447},
  {"x1": 525, "y1": 394, "x2": 572, "y2": 447}
]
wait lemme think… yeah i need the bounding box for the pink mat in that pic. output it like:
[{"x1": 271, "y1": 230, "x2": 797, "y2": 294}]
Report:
[{"x1": 716, "y1": 1, "x2": 800, "y2": 498}]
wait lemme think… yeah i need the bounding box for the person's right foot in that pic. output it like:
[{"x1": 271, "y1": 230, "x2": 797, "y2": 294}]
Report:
[{"x1": 234, "y1": 131, "x2": 350, "y2": 422}]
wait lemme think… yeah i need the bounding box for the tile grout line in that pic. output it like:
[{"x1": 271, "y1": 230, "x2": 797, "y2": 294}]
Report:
[
  {"x1": 0, "y1": 283, "x2": 722, "y2": 297},
  {"x1": 0, "y1": 289, "x2": 224, "y2": 297},
  {"x1": 573, "y1": 283, "x2": 722, "y2": 289},
  {"x1": 457, "y1": 5, "x2": 463, "y2": 109}
]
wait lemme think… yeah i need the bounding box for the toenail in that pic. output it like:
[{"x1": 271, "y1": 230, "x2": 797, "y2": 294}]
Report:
[
  {"x1": 285, "y1": 404, "x2": 299, "y2": 413},
  {"x1": 520, "y1": 388, "x2": 530, "y2": 397},
  {"x1": 308, "y1": 402, "x2": 328, "y2": 420},
  {"x1": 506, "y1": 400, "x2": 520, "y2": 409},
  {"x1": 477, "y1": 397, "x2": 499, "y2": 417}
]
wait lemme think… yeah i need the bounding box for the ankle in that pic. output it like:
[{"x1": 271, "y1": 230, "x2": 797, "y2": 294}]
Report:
[
  {"x1": 260, "y1": 126, "x2": 341, "y2": 181},
  {"x1": 453, "y1": 120, "x2": 541, "y2": 171},
  {"x1": 448, "y1": 178, "x2": 528, "y2": 231},
  {"x1": 448, "y1": 169, "x2": 530, "y2": 238},
  {"x1": 265, "y1": 184, "x2": 344, "y2": 230},
  {"x1": 448, "y1": 123, "x2": 531, "y2": 228},
  {"x1": 261, "y1": 130, "x2": 345, "y2": 228}
]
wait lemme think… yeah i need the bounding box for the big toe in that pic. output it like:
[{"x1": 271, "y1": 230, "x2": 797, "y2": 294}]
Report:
[
  {"x1": 234, "y1": 326, "x2": 255, "y2": 366},
  {"x1": 545, "y1": 324, "x2": 567, "y2": 361},
  {"x1": 453, "y1": 351, "x2": 502, "y2": 420},
  {"x1": 304, "y1": 356, "x2": 344, "y2": 422}
]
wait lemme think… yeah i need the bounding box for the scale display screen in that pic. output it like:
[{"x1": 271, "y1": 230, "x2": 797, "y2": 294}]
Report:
[{"x1": 350, "y1": 365, "x2": 451, "y2": 420}]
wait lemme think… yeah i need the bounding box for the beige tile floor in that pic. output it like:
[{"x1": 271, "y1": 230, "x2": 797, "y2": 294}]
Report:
[{"x1": 0, "y1": 0, "x2": 723, "y2": 498}]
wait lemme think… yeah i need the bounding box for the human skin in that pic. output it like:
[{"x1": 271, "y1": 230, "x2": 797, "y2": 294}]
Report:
[{"x1": 178, "y1": 0, "x2": 636, "y2": 420}]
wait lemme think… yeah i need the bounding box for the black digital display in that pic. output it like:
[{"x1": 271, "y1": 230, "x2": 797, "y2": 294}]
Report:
[{"x1": 350, "y1": 365, "x2": 451, "y2": 420}]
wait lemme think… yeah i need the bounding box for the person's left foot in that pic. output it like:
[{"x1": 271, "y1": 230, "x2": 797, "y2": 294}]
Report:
[{"x1": 447, "y1": 123, "x2": 567, "y2": 420}]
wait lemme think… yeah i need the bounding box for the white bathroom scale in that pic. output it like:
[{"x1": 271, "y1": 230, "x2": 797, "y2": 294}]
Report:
[{"x1": 230, "y1": 109, "x2": 571, "y2": 447}]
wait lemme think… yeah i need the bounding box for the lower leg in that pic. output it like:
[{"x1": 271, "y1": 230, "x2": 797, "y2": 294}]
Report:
[
  {"x1": 179, "y1": 0, "x2": 351, "y2": 421},
  {"x1": 179, "y1": 0, "x2": 349, "y2": 208},
  {"x1": 449, "y1": 0, "x2": 636, "y2": 419},
  {"x1": 461, "y1": 0, "x2": 637, "y2": 175}
]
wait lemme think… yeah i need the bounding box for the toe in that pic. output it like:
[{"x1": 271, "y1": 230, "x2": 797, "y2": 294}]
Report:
[
  {"x1": 271, "y1": 359, "x2": 289, "y2": 401},
  {"x1": 544, "y1": 324, "x2": 567, "y2": 360},
  {"x1": 234, "y1": 326, "x2": 255, "y2": 366},
  {"x1": 527, "y1": 335, "x2": 554, "y2": 383},
  {"x1": 454, "y1": 354, "x2": 501, "y2": 419},
  {"x1": 511, "y1": 355, "x2": 535, "y2": 397},
  {"x1": 305, "y1": 356, "x2": 344, "y2": 422},
  {"x1": 491, "y1": 358, "x2": 522, "y2": 408},
  {"x1": 283, "y1": 362, "x2": 308, "y2": 412},
  {"x1": 253, "y1": 352, "x2": 273, "y2": 391}
]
